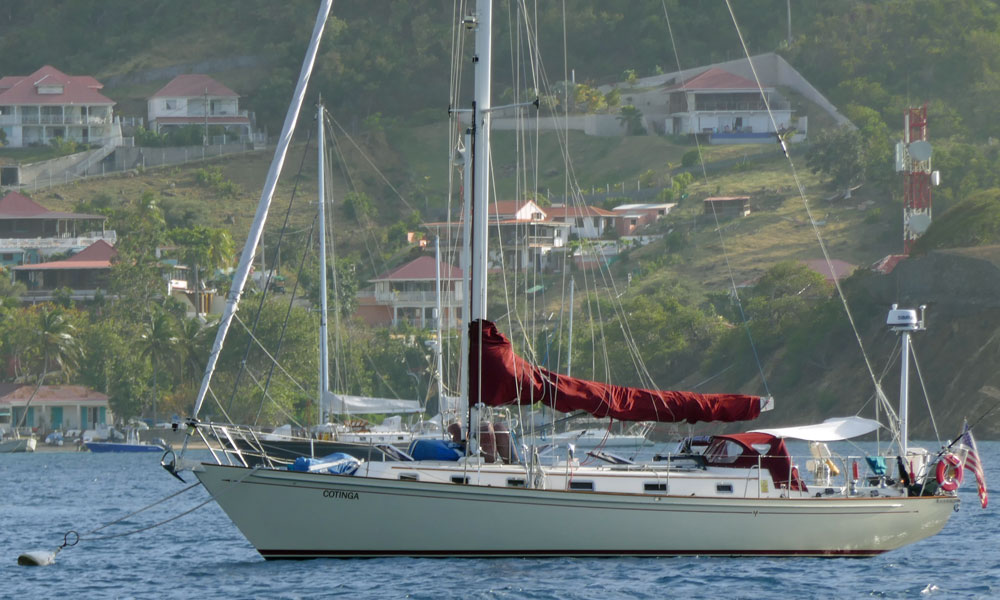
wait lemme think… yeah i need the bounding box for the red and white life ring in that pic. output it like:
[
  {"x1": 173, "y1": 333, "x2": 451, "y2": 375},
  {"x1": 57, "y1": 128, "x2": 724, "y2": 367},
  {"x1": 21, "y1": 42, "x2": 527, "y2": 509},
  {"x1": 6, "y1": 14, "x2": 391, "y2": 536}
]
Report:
[{"x1": 935, "y1": 453, "x2": 964, "y2": 491}]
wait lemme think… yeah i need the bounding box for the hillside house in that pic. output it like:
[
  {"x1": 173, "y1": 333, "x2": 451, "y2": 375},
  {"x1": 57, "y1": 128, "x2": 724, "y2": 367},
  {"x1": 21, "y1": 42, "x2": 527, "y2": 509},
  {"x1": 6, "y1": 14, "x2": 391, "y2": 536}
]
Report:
[
  {"x1": 611, "y1": 203, "x2": 677, "y2": 235},
  {"x1": 704, "y1": 196, "x2": 750, "y2": 219},
  {"x1": 424, "y1": 200, "x2": 571, "y2": 272},
  {"x1": 545, "y1": 204, "x2": 617, "y2": 239},
  {"x1": 0, "y1": 65, "x2": 117, "y2": 148},
  {"x1": 356, "y1": 256, "x2": 464, "y2": 329},
  {"x1": 0, "y1": 191, "x2": 113, "y2": 268},
  {"x1": 148, "y1": 74, "x2": 251, "y2": 140},
  {"x1": 630, "y1": 67, "x2": 791, "y2": 142},
  {"x1": 487, "y1": 200, "x2": 570, "y2": 270},
  {"x1": 0, "y1": 384, "x2": 111, "y2": 435},
  {"x1": 12, "y1": 239, "x2": 115, "y2": 302}
]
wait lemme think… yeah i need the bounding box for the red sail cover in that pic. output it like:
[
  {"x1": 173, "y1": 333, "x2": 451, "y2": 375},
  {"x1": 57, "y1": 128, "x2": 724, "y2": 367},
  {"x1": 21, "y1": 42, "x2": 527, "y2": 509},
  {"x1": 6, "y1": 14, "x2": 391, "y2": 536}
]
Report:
[{"x1": 469, "y1": 320, "x2": 762, "y2": 424}]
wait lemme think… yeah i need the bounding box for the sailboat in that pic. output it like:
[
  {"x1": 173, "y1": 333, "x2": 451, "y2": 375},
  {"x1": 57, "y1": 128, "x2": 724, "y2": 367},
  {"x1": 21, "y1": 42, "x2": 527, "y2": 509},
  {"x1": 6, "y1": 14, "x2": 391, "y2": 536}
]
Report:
[
  {"x1": 167, "y1": 0, "x2": 966, "y2": 558},
  {"x1": 227, "y1": 98, "x2": 425, "y2": 467}
]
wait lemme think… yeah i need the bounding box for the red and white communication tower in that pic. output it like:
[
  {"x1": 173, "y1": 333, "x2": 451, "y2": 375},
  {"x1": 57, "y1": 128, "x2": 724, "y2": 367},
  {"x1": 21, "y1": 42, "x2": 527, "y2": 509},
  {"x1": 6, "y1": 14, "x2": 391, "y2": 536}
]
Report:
[{"x1": 898, "y1": 104, "x2": 937, "y2": 254}]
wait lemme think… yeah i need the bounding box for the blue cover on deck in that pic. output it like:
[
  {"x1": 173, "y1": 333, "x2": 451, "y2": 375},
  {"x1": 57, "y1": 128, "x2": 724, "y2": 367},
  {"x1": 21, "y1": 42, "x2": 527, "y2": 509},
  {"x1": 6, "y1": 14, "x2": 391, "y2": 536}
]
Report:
[
  {"x1": 408, "y1": 439, "x2": 463, "y2": 461},
  {"x1": 287, "y1": 452, "x2": 361, "y2": 475}
]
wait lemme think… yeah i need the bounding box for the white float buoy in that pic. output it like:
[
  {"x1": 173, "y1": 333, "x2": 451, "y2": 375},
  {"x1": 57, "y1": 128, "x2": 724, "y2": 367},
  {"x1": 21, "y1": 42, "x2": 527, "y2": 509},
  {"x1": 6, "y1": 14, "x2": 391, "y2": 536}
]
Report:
[
  {"x1": 18, "y1": 530, "x2": 78, "y2": 566},
  {"x1": 17, "y1": 549, "x2": 59, "y2": 566}
]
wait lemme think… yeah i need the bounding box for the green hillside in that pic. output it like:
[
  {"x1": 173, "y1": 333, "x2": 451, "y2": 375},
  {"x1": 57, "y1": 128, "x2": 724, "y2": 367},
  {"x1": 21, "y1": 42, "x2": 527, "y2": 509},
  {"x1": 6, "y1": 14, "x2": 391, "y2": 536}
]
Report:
[{"x1": 5, "y1": 2, "x2": 1000, "y2": 435}]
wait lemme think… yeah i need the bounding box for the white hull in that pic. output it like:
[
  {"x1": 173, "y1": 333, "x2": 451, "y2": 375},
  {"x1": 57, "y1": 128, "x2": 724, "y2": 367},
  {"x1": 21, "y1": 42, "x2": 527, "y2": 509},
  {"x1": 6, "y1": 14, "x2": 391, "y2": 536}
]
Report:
[
  {"x1": 196, "y1": 463, "x2": 957, "y2": 559},
  {"x1": 0, "y1": 437, "x2": 36, "y2": 453}
]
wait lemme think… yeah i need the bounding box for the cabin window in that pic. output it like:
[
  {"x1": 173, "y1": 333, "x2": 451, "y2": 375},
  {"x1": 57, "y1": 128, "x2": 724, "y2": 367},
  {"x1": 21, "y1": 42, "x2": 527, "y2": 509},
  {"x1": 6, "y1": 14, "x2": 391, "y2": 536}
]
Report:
[
  {"x1": 716, "y1": 483, "x2": 734, "y2": 494},
  {"x1": 507, "y1": 478, "x2": 526, "y2": 488},
  {"x1": 451, "y1": 476, "x2": 469, "y2": 485},
  {"x1": 644, "y1": 482, "x2": 668, "y2": 493},
  {"x1": 398, "y1": 473, "x2": 418, "y2": 481},
  {"x1": 706, "y1": 440, "x2": 744, "y2": 464},
  {"x1": 569, "y1": 480, "x2": 594, "y2": 491}
]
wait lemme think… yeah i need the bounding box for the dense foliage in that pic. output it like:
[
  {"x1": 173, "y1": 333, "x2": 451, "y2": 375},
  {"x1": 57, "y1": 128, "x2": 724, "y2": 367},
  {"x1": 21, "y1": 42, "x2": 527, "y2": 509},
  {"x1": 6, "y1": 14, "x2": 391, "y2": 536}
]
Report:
[
  {"x1": 4, "y1": 1, "x2": 1000, "y2": 430},
  {"x1": 0, "y1": 1, "x2": 995, "y2": 140}
]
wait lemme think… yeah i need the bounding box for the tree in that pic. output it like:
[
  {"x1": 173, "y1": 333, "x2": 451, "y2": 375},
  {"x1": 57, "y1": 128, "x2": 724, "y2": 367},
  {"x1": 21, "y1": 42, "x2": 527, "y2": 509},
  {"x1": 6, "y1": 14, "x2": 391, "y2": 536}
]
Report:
[
  {"x1": 176, "y1": 317, "x2": 213, "y2": 386},
  {"x1": 343, "y1": 191, "x2": 377, "y2": 223},
  {"x1": 14, "y1": 305, "x2": 82, "y2": 431},
  {"x1": 169, "y1": 226, "x2": 235, "y2": 316},
  {"x1": 604, "y1": 88, "x2": 621, "y2": 111},
  {"x1": 617, "y1": 105, "x2": 646, "y2": 135},
  {"x1": 138, "y1": 306, "x2": 178, "y2": 424},
  {"x1": 804, "y1": 126, "x2": 865, "y2": 197},
  {"x1": 742, "y1": 261, "x2": 833, "y2": 350},
  {"x1": 845, "y1": 104, "x2": 893, "y2": 185},
  {"x1": 109, "y1": 192, "x2": 168, "y2": 316}
]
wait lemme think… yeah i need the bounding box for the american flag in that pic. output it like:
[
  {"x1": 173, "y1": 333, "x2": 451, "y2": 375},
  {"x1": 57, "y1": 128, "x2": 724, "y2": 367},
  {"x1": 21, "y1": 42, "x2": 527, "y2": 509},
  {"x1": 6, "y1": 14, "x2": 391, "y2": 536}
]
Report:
[{"x1": 958, "y1": 422, "x2": 988, "y2": 509}]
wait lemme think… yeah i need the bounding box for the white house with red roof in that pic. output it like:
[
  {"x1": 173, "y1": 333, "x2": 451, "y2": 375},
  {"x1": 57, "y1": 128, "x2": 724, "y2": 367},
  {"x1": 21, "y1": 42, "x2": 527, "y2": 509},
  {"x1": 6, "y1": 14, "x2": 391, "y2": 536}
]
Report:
[
  {"x1": 12, "y1": 239, "x2": 116, "y2": 302},
  {"x1": 0, "y1": 191, "x2": 114, "y2": 268},
  {"x1": 0, "y1": 65, "x2": 117, "y2": 148},
  {"x1": 662, "y1": 67, "x2": 792, "y2": 139},
  {"x1": 147, "y1": 74, "x2": 251, "y2": 139},
  {"x1": 545, "y1": 203, "x2": 617, "y2": 239},
  {"x1": 355, "y1": 255, "x2": 464, "y2": 329},
  {"x1": 0, "y1": 384, "x2": 111, "y2": 435},
  {"x1": 424, "y1": 199, "x2": 571, "y2": 272}
]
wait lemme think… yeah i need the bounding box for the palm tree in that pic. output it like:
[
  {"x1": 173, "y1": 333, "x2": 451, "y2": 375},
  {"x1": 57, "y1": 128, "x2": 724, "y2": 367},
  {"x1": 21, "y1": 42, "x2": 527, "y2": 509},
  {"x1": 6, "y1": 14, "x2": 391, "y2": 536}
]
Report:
[
  {"x1": 170, "y1": 226, "x2": 235, "y2": 317},
  {"x1": 138, "y1": 307, "x2": 178, "y2": 425},
  {"x1": 14, "y1": 306, "x2": 82, "y2": 432},
  {"x1": 176, "y1": 316, "x2": 211, "y2": 385}
]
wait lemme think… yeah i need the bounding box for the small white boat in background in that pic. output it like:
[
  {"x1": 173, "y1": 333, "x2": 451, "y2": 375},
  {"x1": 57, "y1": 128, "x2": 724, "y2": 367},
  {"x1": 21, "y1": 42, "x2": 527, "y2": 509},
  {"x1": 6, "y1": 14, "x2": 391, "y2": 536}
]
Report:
[
  {"x1": 0, "y1": 434, "x2": 36, "y2": 453},
  {"x1": 541, "y1": 423, "x2": 654, "y2": 449}
]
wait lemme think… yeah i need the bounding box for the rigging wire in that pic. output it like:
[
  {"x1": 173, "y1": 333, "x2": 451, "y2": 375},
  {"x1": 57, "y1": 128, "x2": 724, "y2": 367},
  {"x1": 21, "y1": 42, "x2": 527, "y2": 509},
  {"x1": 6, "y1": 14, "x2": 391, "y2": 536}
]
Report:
[
  {"x1": 723, "y1": 0, "x2": 898, "y2": 430},
  {"x1": 661, "y1": 0, "x2": 772, "y2": 399},
  {"x1": 910, "y1": 343, "x2": 942, "y2": 446},
  {"x1": 321, "y1": 109, "x2": 347, "y2": 396},
  {"x1": 253, "y1": 212, "x2": 318, "y2": 426},
  {"x1": 226, "y1": 122, "x2": 314, "y2": 418}
]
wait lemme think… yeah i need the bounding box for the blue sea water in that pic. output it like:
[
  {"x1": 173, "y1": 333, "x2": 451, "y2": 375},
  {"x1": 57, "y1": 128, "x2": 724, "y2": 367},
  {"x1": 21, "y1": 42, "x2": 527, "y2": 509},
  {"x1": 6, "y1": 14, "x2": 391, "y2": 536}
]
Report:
[{"x1": 2, "y1": 442, "x2": 999, "y2": 599}]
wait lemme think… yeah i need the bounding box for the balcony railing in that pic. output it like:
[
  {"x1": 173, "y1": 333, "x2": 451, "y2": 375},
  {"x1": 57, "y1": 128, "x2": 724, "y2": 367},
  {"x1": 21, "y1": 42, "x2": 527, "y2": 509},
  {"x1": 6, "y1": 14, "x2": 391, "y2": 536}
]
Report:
[
  {"x1": 0, "y1": 231, "x2": 117, "y2": 250},
  {"x1": 0, "y1": 114, "x2": 113, "y2": 126},
  {"x1": 692, "y1": 100, "x2": 791, "y2": 112},
  {"x1": 374, "y1": 290, "x2": 463, "y2": 304},
  {"x1": 153, "y1": 108, "x2": 250, "y2": 119}
]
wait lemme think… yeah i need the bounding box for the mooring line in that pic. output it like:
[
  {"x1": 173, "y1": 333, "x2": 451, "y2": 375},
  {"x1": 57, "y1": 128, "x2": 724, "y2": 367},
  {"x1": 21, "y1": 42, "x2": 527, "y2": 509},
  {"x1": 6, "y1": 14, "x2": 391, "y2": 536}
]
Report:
[{"x1": 79, "y1": 482, "x2": 202, "y2": 539}]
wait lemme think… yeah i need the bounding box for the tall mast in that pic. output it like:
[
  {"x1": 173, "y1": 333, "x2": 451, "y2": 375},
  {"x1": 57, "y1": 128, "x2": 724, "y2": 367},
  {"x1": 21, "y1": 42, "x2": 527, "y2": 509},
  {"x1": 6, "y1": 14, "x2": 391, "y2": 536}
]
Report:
[
  {"x1": 470, "y1": 0, "x2": 492, "y2": 323},
  {"x1": 317, "y1": 99, "x2": 331, "y2": 423},
  {"x1": 459, "y1": 131, "x2": 472, "y2": 418},
  {"x1": 466, "y1": 0, "x2": 492, "y2": 448},
  {"x1": 190, "y1": 0, "x2": 333, "y2": 419},
  {"x1": 435, "y1": 236, "x2": 445, "y2": 416}
]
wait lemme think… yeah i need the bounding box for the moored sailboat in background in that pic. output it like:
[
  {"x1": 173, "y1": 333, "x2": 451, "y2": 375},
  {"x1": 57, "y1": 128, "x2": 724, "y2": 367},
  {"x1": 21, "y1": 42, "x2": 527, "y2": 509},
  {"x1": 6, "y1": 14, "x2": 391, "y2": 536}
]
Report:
[
  {"x1": 226, "y1": 98, "x2": 430, "y2": 467},
  {"x1": 168, "y1": 0, "x2": 976, "y2": 559}
]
